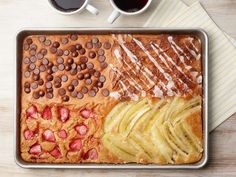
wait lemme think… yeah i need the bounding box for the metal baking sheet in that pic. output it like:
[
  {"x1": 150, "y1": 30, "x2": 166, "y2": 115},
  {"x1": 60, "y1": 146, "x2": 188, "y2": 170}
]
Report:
[{"x1": 14, "y1": 28, "x2": 208, "y2": 169}]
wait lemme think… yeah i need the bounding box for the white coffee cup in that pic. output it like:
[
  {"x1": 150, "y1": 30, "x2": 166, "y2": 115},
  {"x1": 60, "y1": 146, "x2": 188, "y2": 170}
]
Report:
[
  {"x1": 47, "y1": 0, "x2": 99, "y2": 15},
  {"x1": 108, "y1": 0, "x2": 152, "y2": 24}
]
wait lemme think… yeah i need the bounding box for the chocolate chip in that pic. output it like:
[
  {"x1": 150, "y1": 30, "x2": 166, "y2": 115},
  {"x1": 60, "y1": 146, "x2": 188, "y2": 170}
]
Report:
[
  {"x1": 39, "y1": 90, "x2": 45, "y2": 97},
  {"x1": 58, "y1": 88, "x2": 66, "y2": 96},
  {"x1": 61, "y1": 37, "x2": 69, "y2": 44},
  {"x1": 99, "y1": 75, "x2": 106, "y2": 83},
  {"x1": 104, "y1": 42, "x2": 111, "y2": 49},
  {"x1": 65, "y1": 64, "x2": 71, "y2": 71},
  {"x1": 80, "y1": 56, "x2": 88, "y2": 64},
  {"x1": 54, "y1": 76, "x2": 62, "y2": 83},
  {"x1": 24, "y1": 57, "x2": 30, "y2": 64},
  {"x1": 87, "y1": 63, "x2": 94, "y2": 69},
  {"x1": 58, "y1": 64, "x2": 65, "y2": 71},
  {"x1": 24, "y1": 82, "x2": 30, "y2": 88},
  {"x1": 46, "y1": 82, "x2": 52, "y2": 88},
  {"x1": 39, "y1": 65, "x2": 46, "y2": 72},
  {"x1": 62, "y1": 95, "x2": 70, "y2": 102},
  {"x1": 94, "y1": 71, "x2": 101, "y2": 78},
  {"x1": 84, "y1": 73, "x2": 91, "y2": 79},
  {"x1": 46, "y1": 92, "x2": 53, "y2": 99},
  {"x1": 56, "y1": 57, "x2": 63, "y2": 64},
  {"x1": 81, "y1": 86, "x2": 88, "y2": 94},
  {"x1": 71, "y1": 91, "x2": 78, "y2": 98},
  {"x1": 26, "y1": 38, "x2": 33, "y2": 45},
  {"x1": 23, "y1": 44, "x2": 30, "y2": 51},
  {"x1": 44, "y1": 39, "x2": 51, "y2": 46},
  {"x1": 31, "y1": 82, "x2": 38, "y2": 89},
  {"x1": 33, "y1": 68, "x2": 40, "y2": 75},
  {"x1": 98, "y1": 56, "x2": 106, "y2": 62},
  {"x1": 30, "y1": 44, "x2": 37, "y2": 50},
  {"x1": 48, "y1": 61, "x2": 54, "y2": 67},
  {"x1": 64, "y1": 50, "x2": 70, "y2": 56},
  {"x1": 72, "y1": 52, "x2": 78, "y2": 57},
  {"x1": 77, "y1": 92, "x2": 84, "y2": 99},
  {"x1": 30, "y1": 56, "x2": 37, "y2": 63},
  {"x1": 95, "y1": 42, "x2": 102, "y2": 49},
  {"x1": 38, "y1": 36, "x2": 46, "y2": 42},
  {"x1": 46, "y1": 75, "x2": 53, "y2": 81},
  {"x1": 53, "y1": 41, "x2": 60, "y2": 48},
  {"x1": 67, "y1": 58, "x2": 74, "y2": 64},
  {"x1": 100, "y1": 62, "x2": 108, "y2": 69},
  {"x1": 70, "y1": 34, "x2": 78, "y2": 41},
  {"x1": 102, "y1": 89, "x2": 110, "y2": 97},
  {"x1": 98, "y1": 49, "x2": 105, "y2": 56},
  {"x1": 47, "y1": 68, "x2": 53, "y2": 75},
  {"x1": 67, "y1": 85, "x2": 74, "y2": 92},
  {"x1": 85, "y1": 79, "x2": 92, "y2": 85},
  {"x1": 61, "y1": 75, "x2": 68, "y2": 82},
  {"x1": 50, "y1": 47, "x2": 57, "y2": 54},
  {"x1": 57, "y1": 49, "x2": 64, "y2": 56},
  {"x1": 69, "y1": 45, "x2": 76, "y2": 52},
  {"x1": 33, "y1": 91, "x2": 40, "y2": 99},
  {"x1": 86, "y1": 42, "x2": 93, "y2": 49},
  {"x1": 47, "y1": 88, "x2": 53, "y2": 93},
  {"x1": 76, "y1": 44, "x2": 82, "y2": 50},
  {"x1": 29, "y1": 63, "x2": 36, "y2": 70},
  {"x1": 71, "y1": 63, "x2": 77, "y2": 69},
  {"x1": 52, "y1": 66, "x2": 58, "y2": 73},
  {"x1": 24, "y1": 87, "x2": 31, "y2": 94},
  {"x1": 37, "y1": 53, "x2": 44, "y2": 60},
  {"x1": 70, "y1": 69, "x2": 77, "y2": 75},
  {"x1": 79, "y1": 48, "x2": 86, "y2": 55},
  {"x1": 88, "y1": 90, "x2": 96, "y2": 97},
  {"x1": 77, "y1": 73, "x2": 84, "y2": 80},
  {"x1": 89, "y1": 51, "x2": 96, "y2": 59},
  {"x1": 92, "y1": 37, "x2": 99, "y2": 44},
  {"x1": 40, "y1": 48, "x2": 48, "y2": 55},
  {"x1": 42, "y1": 58, "x2": 49, "y2": 65},
  {"x1": 93, "y1": 86, "x2": 99, "y2": 93},
  {"x1": 30, "y1": 49, "x2": 36, "y2": 56},
  {"x1": 77, "y1": 65, "x2": 81, "y2": 72},
  {"x1": 72, "y1": 79, "x2": 79, "y2": 86},
  {"x1": 97, "y1": 82, "x2": 103, "y2": 88},
  {"x1": 80, "y1": 63, "x2": 86, "y2": 70},
  {"x1": 38, "y1": 79, "x2": 44, "y2": 86},
  {"x1": 54, "y1": 82, "x2": 61, "y2": 88}
]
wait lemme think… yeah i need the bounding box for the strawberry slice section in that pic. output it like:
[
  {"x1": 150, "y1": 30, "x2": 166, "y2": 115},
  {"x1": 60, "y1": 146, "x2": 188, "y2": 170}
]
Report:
[
  {"x1": 58, "y1": 107, "x2": 70, "y2": 122},
  {"x1": 24, "y1": 129, "x2": 34, "y2": 140},
  {"x1": 75, "y1": 124, "x2": 88, "y2": 136},
  {"x1": 26, "y1": 105, "x2": 38, "y2": 119},
  {"x1": 50, "y1": 147, "x2": 62, "y2": 159},
  {"x1": 58, "y1": 129, "x2": 67, "y2": 139},
  {"x1": 29, "y1": 144, "x2": 42, "y2": 155},
  {"x1": 80, "y1": 109, "x2": 92, "y2": 119},
  {"x1": 69, "y1": 139, "x2": 82, "y2": 151},
  {"x1": 42, "y1": 129, "x2": 55, "y2": 142},
  {"x1": 83, "y1": 148, "x2": 98, "y2": 160},
  {"x1": 42, "y1": 106, "x2": 52, "y2": 120}
]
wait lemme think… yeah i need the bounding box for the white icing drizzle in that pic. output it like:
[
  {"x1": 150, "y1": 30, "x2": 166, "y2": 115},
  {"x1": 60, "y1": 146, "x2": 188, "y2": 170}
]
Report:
[
  {"x1": 190, "y1": 71, "x2": 198, "y2": 78},
  {"x1": 197, "y1": 75, "x2": 202, "y2": 84},
  {"x1": 188, "y1": 37, "x2": 199, "y2": 52},
  {"x1": 184, "y1": 43, "x2": 201, "y2": 60},
  {"x1": 119, "y1": 80, "x2": 139, "y2": 101},
  {"x1": 110, "y1": 91, "x2": 121, "y2": 99},
  {"x1": 153, "y1": 85, "x2": 164, "y2": 98}
]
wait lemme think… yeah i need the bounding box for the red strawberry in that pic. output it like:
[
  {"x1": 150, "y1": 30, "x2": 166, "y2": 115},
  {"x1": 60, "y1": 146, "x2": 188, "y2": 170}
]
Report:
[
  {"x1": 26, "y1": 105, "x2": 38, "y2": 119},
  {"x1": 83, "y1": 148, "x2": 98, "y2": 160},
  {"x1": 24, "y1": 129, "x2": 34, "y2": 140},
  {"x1": 58, "y1": 107, "x2": 70, "y2": 122},
  {"x1": 42, "y1": 106, "x2": 52, "y2": 120},
  {"x1": 80, "y1": 109, "x2": 92, "y2": 119},
  {"x1": 69, "y1": 139, "x2": 82, "y2": 151},
  {"x1": 29, "y1": 144, "x2": 42, "y2": 155},
  {"x1": 42, "y1": 129, "x2": 55, "y2": 142},
  {"x1": 58, "y1": 129, "x2": 67, "y2": 139},
  {"x1": 50, "y1": 147, "x2": 62, "y2": 159},
  {"x1": 75, "y1": 124, "x2": 88, "y2": 136}
]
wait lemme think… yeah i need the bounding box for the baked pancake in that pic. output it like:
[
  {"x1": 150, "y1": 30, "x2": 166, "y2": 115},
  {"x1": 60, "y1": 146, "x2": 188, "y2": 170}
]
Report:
[{"x1": 20, "y1": 34, "x2": 203, "y2": 164}]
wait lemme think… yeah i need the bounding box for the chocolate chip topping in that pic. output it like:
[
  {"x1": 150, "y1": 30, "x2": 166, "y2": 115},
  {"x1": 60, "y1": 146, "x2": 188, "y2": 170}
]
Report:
[
  {"x1": 77, "y1": 73, "x2": 84, "y2": 80},
  {"x1": 61, "y1": 75, "x2": 68, "y2": 82},
  {"x1": 80, "y1": 56, "x2": 88, "y2": 64},
  {"x1": 24, "y1": 57, "x2": 30, "y2": 64},
  {"x1": 97, "y1": 82, "x2": 103, "y2": 88},
  {"x1": 24, "y1": 82, "x2": 30, "y2": 88},
  {"x1": 67, "y1": 58, "x2": 74, "y2": 64},
  {"x1": 46, "y1": 92, "x2": 53, "y2": 99},
  {"x1": 46, "y1": 82, "x2": 52, "y2": 89},
  {"x1": 64, "y1": 50, "x2": 70, "y2": 56},
  {"x1": 85, "y1": 79, "x2": 92, "y2": 85},
  {"x1": 72, "y1": 52, "x2": 78, "y2": 57},
  {"x1": 88, "y1": 90, "x2": 96, "y2": 97},
  {"x1": 30, "y1": 44, "x2": 37, "y2": 50},
  {"x1": 23, "y1": 44, "x2": 30, "y2": 51},
  {"x1": 47, "y1": 68, "x2": 53, "y2": 75},
  {"x1": 80, "y1": 63, "x2": 87, "y2": 70},
  {"x1": 92, "y1": 37, "x2": 99, "y2": 44},
  {"x1": 58, "y1": 88, "x2": 66, "y2": 96},
  {"x1": 31, "y1": 82, "x2": 38, "y2": 89},
  {"x1": 70, "y1": 34, "x2": 78, "y2": 41},
  {"x1": 65, "y1": 64, "x2": 71, "y2": 71},
  {"x1": 37, "y1": 53, "x2": 44, "y2": 60},
  {"x1": 72, "y1": 79, "x2": 79, "y2": 86},
  {"x1": 57, "y1": 49, "x2": 64, "y2": 56},
  {"x1": 40, "y1": 48, "x2": 48, "y2": 55},
  {"x1": 98, "y1": 49, "x2": 105, "y2": 56},
  {"x1": 98, "y1": 56, "x2": 106, "y2": 62},
  {"x1": 67, "y1": 85, "x2": 74, "y2": 92},
  {"x1": 89, "y1": 51, "x2": 96, "y2": 59},
  {"x1": 53, "y1": 41, "x2": 60, "y2": 48},
  {"x1": 99, "y1": 75, "x2": 106, "y2": 83},
  {"x1": 100, "y1": 62, "x2": 108, "y2": 69},
  {"x1": 50, "y1": 47, "x2": 57, "y2": 54},
  {"x1": 44, "y1": 39, "x2": 51, "y2": 46},
  {"x1": 33, "y1": 91, "x2": 40, "y2": 99},
  {"x1": 76, "y1": 44, "x2": 82, "y2": 50},
  {"x1": 54, "y1": 82, "x2": 62, "y2": 88},
  {"x1": 38, "y1": 36, "x2": 46, "y2": 42},
  {"x1": 58, "y1": 64, "x2": 65, "y2": 71},
  {"x1": 62, "y1": 95, "x2": 70, "y2": 102},
  {"x1": 38, "y1": 79, "x2": 44, "y2": 86},
  {"x1": 71, "y1": 91, "x2": 78, "y2": 98},
  {"x1": 24, "y1": 87, "x2": 31, "y2": 94},
  {"x1": 33, "y1": 68, "x2": 40, "y2": 75},
  {"x1": 94, "y1": 71, "x2": 101, "y2": 78},
  {"x1": 29, "y1": 63, "x2": 36, "y2": 70},
  {"x1": 102, "y1": 89, "x2": 110, "y2": 97},
  {"x1": 84, "y1": 73, "x2": 91, "y2": 79},
  {"x1": 79, "y1": 48, "x2": 86, "y2": 55},
  {"x1": 56, "y1": 57, "x2": 64, "y2": 64},
  {"x1": 46, "y1": 75, "x2": 53, "y2": 81},
  {"x1": 42, "y1": 58, "x2": 49, "y2": 65},
  {"x1": 54, "y1": 76, "x2": 62, "y2": 83},
  {"x1": 86, "y1": 42, "x2": 93, "y2": 49},
  {"x1": 32, "y1": 74, "x2": 39, "y2": 81},
  {"x1": 39, "y1": 65, "x2": 46, "y2": 72},
  {"x1": 81, "y1": 86, "x2": 88, "y2": 94},
  {"x1": 104, "y1": 42, "x2": 111, "y2": 49},
  {"x1": 95, "y1": 42, "x2": 102, "y2": 49},
  {"x1": 30, "y1": 56, "x2": 37, "y2": 63},
  {"x1": 26, "y1": 38, "x2": 33, "y2": 45},
  {"x1": 61, "y1": 37, "x2": 69, "y2": 44},
  {"x1": 70, "y1": 69, "x2": 77, "y2": 75},
  {"x1": 52, "y1": 65, "x2": 58, "y2": 73},
  {"x1": 86, "y1": 62, "x2": 94, "y2": 69},
  {"x1": 30, "y1": 49, "x2": 36, "y2": 56},
  {"x1": 39, "y1": 90, "x2": 45, "y2": 97},
  {"x1": 77, "y1": 92, "x2": 84, "y2": 99}
]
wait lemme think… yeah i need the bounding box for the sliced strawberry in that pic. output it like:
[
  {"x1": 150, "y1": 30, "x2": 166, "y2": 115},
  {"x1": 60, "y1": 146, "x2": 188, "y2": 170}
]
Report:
[
  {"x1": 29, "y1": 144, "x2": 42, "y2": 155},
  {"x1": 58, "y1": 129, "x2": 67, "y2": 139},
  {"x1": 83, "y1": 148, "x2": 98, "y2": 160},
  {"x1": 26, "y1": 105, "x2": 38, "y2": 119},
  {"x1": 75, "y1": 124, "x2": 88, "y2": 136},
  {"x1": 69, "y1": 139, "x2": 82, "y2": 151},
  {"x1": 42, "y1": 129, "x2": 55, "y2": 142},
  {"x1": 24, "y1": 129, "x2": 34, "y2": 140},
  {"x1": 42, "y1": 106, "x2": 52, "y2": 120},
  {"x1": 80, "y1": 109, "x2": 92, "y2": 119},
  {"x1": 50, "y1": 147, "x2": 62, "y2": 159},
  {"x1": 58, "y1": 107, "x2": 70, "y2": 122}
]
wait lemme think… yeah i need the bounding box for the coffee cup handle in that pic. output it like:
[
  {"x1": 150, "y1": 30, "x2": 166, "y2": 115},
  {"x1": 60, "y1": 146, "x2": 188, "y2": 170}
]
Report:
[
  {"x1": 85, "y1": 4, "x2": 99, "y2": 15},
  {"x1": 108, "y1": 10, "x2": 120, "y2": 24}
]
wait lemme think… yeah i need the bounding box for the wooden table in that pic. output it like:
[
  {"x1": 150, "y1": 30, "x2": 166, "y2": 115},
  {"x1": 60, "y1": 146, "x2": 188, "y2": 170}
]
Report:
[{"x1": 0, "y1": 0, "x2": 235, "y2": 176}]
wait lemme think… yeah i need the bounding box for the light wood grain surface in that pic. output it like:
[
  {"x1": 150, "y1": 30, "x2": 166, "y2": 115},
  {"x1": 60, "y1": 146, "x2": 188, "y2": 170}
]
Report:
[{"x1": 0, "y1": 0, "x2": 235, "y2": 176}]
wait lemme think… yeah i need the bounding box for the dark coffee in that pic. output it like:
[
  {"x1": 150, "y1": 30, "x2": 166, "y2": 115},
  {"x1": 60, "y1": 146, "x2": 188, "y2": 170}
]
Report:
[
  {"x1": 113, "y1": 0, "x2": 149, "y2": 13},
  {"x1": 51, "y1": 0, "x2": 86, "y2": 12}
]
